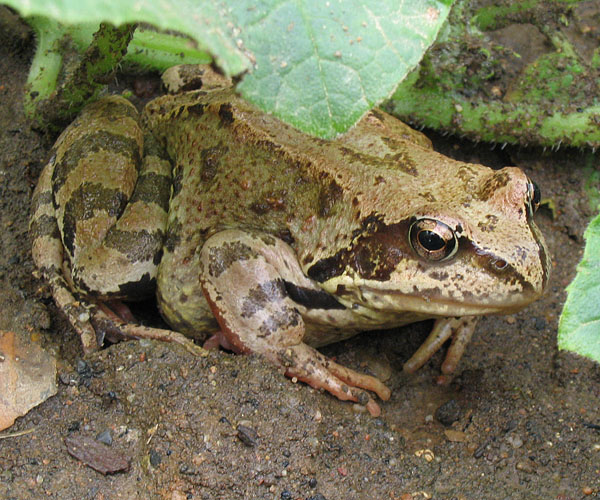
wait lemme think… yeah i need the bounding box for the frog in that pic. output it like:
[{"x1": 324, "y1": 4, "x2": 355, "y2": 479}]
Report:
[{"x1": 30, "y1": 65, "x2": 550, "y2": 416}]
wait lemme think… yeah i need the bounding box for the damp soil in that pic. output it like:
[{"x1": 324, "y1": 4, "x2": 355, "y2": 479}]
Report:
[{"x1": 0, "y1": 14, "x2": 599, "y2": 500}]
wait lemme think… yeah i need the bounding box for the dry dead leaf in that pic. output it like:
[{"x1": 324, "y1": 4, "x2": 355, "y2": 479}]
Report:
[
  {"x1": 0, "y1": 330, "x2": 57, "y2": 431},
  {"x1": 65, "y1": 434, "x2": 131, "y2": 474}
]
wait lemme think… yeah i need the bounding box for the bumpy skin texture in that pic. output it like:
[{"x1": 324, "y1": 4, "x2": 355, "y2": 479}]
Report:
[{"x1": 30, "y1": 66, "x2": 550, "y2": 415}]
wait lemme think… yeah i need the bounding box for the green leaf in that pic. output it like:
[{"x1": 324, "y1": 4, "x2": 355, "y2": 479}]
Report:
[
  {"x1": 3, "y1": 0, "x2": 453, "y2": 137},
  {"x1": 558, "y1": 214, "x2": 600, "y2": 364},
  {"x1": 236, "y1": 1, "x2": 452, "y2": 137}
]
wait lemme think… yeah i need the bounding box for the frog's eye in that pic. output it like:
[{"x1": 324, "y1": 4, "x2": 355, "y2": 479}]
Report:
[
  {"x1": 409, "y1": 218, "x2": 458, "y2": 262},
  {"x1": 526, "y1": 179, "x2": 541, "y2": 214}
]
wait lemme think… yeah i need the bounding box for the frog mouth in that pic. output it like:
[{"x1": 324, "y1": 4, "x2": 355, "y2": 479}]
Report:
[{"x1": 357, "y1": 286, "x2": 541, "y2": 317}]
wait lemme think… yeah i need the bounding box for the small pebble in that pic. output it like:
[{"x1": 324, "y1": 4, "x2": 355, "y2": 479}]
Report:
[
  {"x1": 506, "y1": 434, "x2": 523, "y2": 449},
  {"x1": 307, "y1": 495, "x2": 327, "y2": 500},
  {"x1": 308, "y1": 477, "x2": 318, "y2": 488},
  {"x1": 96, "y1": 430, "x2": 113, "y2": 446},
  {"x1": 68, "y1": 421, "x2": 81, "y2": 432},
  {"x1": 414, "y1": 449, "x2": 435, "y2": 462},
  {"x1": 516, "y1": 459, "x2": 536, "y2": 473},
  {"x1": 435, "y1": 399, "x2": 462, "y2": 426},
  {"x1": 280, "y1": 491, "x2": 292, "y2": 500},
  {"x1": 149, "y1": 449, "x2": 162, "y2": 467},
  {"x1": 444, "y1": 429, "x2": 467, "y2": 443},
  {"x1": 236, "y1": 425, "x2": 258, "y2": 447},
  {"x1": 76, "y1": 359, "x2": 91, "y2": 377},
  {"x1": 59, "y1": 373, "x2": 77, "y2": 386}
]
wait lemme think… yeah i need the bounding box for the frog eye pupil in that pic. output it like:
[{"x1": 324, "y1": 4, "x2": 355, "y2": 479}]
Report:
[
  {"x1": 418, "y1": 230, "x2": 445, "y2": 251},
  {"x1": 409, "y1": 218, "x2": 458, "y2": 262}
]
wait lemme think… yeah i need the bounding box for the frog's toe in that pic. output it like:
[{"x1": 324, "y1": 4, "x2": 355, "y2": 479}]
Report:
[
  {"x1": 324, "y1": 357, "x2": 391, "y2": 401},
  {"x1": 89, "y1": 305, "x2": 207, "y2": 356},
  {"x1": 403, "y1": 316, "x2": 478, "y2": 375}
]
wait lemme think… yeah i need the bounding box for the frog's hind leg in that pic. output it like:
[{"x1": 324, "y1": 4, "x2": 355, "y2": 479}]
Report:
[
  {"x1": 31, "y1": 97, "x2": 172, "y2": 352},
  {"x1": 199, "y1": 229, "x2": 391, "y2": 416},
  {"x1": 30, "y1": 151, "x2": 99, "y2": 351}
]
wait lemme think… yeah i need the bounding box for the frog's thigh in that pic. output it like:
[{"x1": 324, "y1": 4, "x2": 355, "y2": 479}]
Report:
[
  {"x1": 69, "y1": 129, "x2": 171, "y2": 300},
  {"x1": 199, "y1": 230, "x2": 390, "y2": 415}
]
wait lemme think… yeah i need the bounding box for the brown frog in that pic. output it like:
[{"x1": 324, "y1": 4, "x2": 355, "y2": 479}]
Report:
[{"x1": 30, "y1": 66, "x2": 550, "y2": 415}]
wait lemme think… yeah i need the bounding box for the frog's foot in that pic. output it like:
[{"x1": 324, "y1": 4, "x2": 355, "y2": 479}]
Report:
[
  {"x1": 200, "y1": 229, "x2": 390, "y2": 415},
  {"x1": 402, "y1": 316, "x2": 478, "y2": 376},
  {"x1": 44, "y1": 272, "x2": 100, "y2": 353},
  {"x1": 279, "y1": 343, "x2": 390, "y2": 416}
]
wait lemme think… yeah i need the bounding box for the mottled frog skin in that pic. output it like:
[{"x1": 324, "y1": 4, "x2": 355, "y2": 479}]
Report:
[{"x1": 30, "y1": 66, "x2": 550, "y2": 415}]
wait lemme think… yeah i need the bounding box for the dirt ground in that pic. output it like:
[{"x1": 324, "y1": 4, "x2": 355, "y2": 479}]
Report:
[{"x1": 0, "y1": 14, "x2": 599, "y2": 500}]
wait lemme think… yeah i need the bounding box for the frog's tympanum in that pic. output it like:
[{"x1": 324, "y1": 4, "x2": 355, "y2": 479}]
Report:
[{"x1": 31, "y1": 66, "x2": 549, "y2": 416}]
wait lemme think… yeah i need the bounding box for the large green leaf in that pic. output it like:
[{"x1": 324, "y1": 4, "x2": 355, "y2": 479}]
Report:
[
  {"x1": 558, "y1": 214, "x2": 600, "y2": 364},
  {"x1": 235, "y1": 1, "x2": 452, "y2": 136},
  {"x1": 3, "y1": 0, "x2": 453, "y2": 137}
]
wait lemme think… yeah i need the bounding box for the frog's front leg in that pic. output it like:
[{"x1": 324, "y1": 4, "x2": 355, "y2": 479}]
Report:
[
  {"x1": 200, "y1": 230, "x2": 391, "y2": 416},
  {"x1": 402, "y1": 316, "x2": 478, "y2": 377}
]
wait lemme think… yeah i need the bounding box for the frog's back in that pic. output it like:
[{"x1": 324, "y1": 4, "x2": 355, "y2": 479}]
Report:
[{"x1": 143, "y1": 88, "x2": 433, "y2": 254}]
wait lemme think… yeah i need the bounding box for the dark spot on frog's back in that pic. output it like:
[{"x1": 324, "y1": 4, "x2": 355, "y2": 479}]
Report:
[
  {"x1": 187, "y1": 103, "x2": 205, "y2": 116},
  {"x1": 200, "y1": 143, "x2": 229, "y2": 181},
  {"x1": 338, "y1": 145, "x2": 417, "y2": 176},
  {"x1": 478, "y1": 171, "x2": 510, "y2": 201},
  {"x1": 383, "y1": 150, "x2": 418, "y2": 176},
  {"x1": 318, "y1": 180, "x2": 343, "y2": 217},
  {"x1": 218, "y1": 103, "x2": 234, "y2": 127},
  {"x1": 207, "y1": 241, "x2": 258, "y2": 278},
  {"x1": 164, "y1": 220, "x2": 183, "y2": 253}
]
